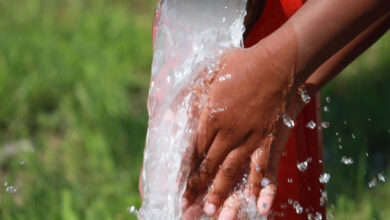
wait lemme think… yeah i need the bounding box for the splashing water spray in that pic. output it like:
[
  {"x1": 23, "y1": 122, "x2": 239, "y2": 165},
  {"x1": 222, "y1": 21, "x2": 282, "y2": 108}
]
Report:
[{"x1": 137, "y1": 0, "x2": 260, "y2": 219}]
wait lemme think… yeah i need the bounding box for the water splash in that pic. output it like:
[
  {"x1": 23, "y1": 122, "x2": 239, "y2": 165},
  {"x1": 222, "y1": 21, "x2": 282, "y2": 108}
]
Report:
[
  {"x1": 319, "y1": 190, "x2": 327, "y2": 206},
  {"x1": 139, "y1": 1, "x2": 249, "y2": 219},
  {"x1": 293, "y1": 201, "x2": 303, "y2": 214},
  {"x1": 321, "y1": 121, "x2": 329, "y2": 129},
  {"x1": 261, "y1": 178, "x2": 270, "y2": 187},
  {"x1": 378, "y1": 173, "x2": 386, "y2": 182},
  {"x1": 319, "y1": 173, "x2": 331, "y2": 184},
  {"x1": 306, "y1": 120, "x2": 316, "y2": 129},
  {"x1": 340, "y1": 156, "x2": 354, "y2": 165},
  {"x1": 282, "y1": 114, "x2": 295, "y2": 128},
  {"x1": 299, "y1": 87, "x2": 311, "y2": 104},
  {"x1": 323, "y1": 106, "x2": 329, "y2": 112},
  {"x1": 314, "y1": 212, "x2": 323, "y2": 220},
  {"x1": 127, "y1": 206, "x2": 138, "y2": 216},
  {"x1": 368, "y1": 178, "x2": 377, "y2": 188},
  {"x1": 6, "y1": 186, "x2": 18, "y2": 194},
  {"x1": 297, "y1": 160, "x2": 309, "y2": 172},
  {"x1": 218, "y1": 73, "x2": 231, "y2": 82}
]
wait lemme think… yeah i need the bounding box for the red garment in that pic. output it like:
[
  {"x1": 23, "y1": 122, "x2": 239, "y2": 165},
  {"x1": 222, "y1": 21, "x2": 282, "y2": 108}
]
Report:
[{"x1": 244, "y1": 0, "x2": 326, "y2": 219}]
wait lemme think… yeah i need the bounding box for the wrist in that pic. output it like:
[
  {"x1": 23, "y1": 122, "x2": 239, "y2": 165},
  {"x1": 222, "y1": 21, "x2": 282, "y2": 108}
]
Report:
[{"x1": 249, "y1": 22, "x2": 305, "y2": 93}]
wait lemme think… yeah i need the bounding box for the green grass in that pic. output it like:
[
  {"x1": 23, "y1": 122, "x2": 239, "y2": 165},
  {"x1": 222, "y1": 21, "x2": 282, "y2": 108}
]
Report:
[
  {"x1": 0, "y1": 0, "x2": 154, "y2": 219},
  {"x1": 0, "y1": 0, "x2": 389, "y2": 219}
]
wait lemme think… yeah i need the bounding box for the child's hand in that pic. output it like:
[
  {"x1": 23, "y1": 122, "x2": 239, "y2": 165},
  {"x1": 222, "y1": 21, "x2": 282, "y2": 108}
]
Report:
[{"x1": 182, "y1": 40, "x2": 302, "y2": 217}]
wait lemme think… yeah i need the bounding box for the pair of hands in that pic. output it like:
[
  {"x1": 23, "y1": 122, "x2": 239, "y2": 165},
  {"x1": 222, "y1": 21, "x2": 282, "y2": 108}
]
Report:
[{"x1": 181, "y1": 41, "x2": 307, "y2": 219}]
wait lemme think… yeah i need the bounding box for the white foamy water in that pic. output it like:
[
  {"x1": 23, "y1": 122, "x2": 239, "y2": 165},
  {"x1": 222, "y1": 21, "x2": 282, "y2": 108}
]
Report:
[{"x1": 138, "y1": 0, "x2": 251, "y2": 219}]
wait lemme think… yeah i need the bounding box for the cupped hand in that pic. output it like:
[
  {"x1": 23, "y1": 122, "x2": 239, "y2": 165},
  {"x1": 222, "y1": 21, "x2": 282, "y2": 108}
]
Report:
[{"x1": 182, "y1": 40, "x2": 302, "y2": 218}]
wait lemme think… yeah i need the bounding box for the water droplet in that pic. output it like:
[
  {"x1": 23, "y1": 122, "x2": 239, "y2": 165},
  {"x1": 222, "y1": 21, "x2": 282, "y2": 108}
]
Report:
[
  {"x1": 297, "y1": 161, "x2": 308, "y2": 172},
  {"x1": 368, "y1": 118, "x2": 372, "y2": 122},
  {"x1": 293, "y1": 201, "x2": 303, "y2": 214},
  {"x1": 127, "y1": 205, "x2": 138, "y2": 215},
  {"x1": 343, "y1": 120, "x2": 347, "y2": 125},
  {"x1": 4, "y1": 182, "x2": 8, "y2": 187},
  {"x1": 368, "y1": 178, "x2": 377, "y2": 188},
  {"x1": 378, "y1": 173, "x2": 386, "y2": 182},
  {"x1": 300, "y1": 88, "x2": 311, "y2": 104},
  {"x1": 323, "y1": 106, "x2": 329, "y2": 112},
  {"x1": 338, "y1": 137, "x2": 342, "y2": 143},
  {"x1": 218, "y1": 73, "x2": 231, "y2": 82},
  {"x1": 288, "y1": 199, "x2": 293, "y2": 205},
  {"x1": 282, "y1": 114, "x2": 295, "y2": 128},
  {"x1": 261, "y1": 178, "x2": 270, "y2": 187},
  {"x1": 321, "y1": 121, "x2": 329, "y2": 129},
  {"x1": 20, "y1": 160, "x2": 25, "y2": 166},
  {"x1": 351, "y1": 133, "x2": 356, "y2": 139},
  {"x1": 314, "y1": 212, "x2": 323, "y2": 220},
  {"x1": 341, "y1": 156, "x2": 354, "y2": 165},
  {"x1": 287, "y1": 178, "x2": 293, "y2": 183},
  {"x1": 224, "y1": 5, "x2": 228, "y2": 9},
  {"x1": 320, "y1": 190, "x2": 328, "y2": 206},
  {"x1": 335, "y1": 132, "x2": 339, "y2": 136},
  {"x1": 326, "y1": 97, "x2": 331, "y2": 103},
  {"x1": 222, "y1": 17, "x2": 226, "y2": 23},
  {"x1": 365, "y1": 152, "x2": 369, "y2": 157},
  {"x1": 306, "y1": 121, "x2": 316, "y2": 129},
  {"x1": 338, "y1": 145, "x2": 343, "y2": 149},
  {"x1": 6, "y1": 186, "x2": 18, "y2": 194},
  {"x1": 319, "y1": 173, "x2": 331, "y2": 183}
]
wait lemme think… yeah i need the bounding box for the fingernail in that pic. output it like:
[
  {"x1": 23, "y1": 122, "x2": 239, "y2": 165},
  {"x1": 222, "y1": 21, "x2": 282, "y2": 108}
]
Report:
[
  {"x1": 181, "y1": 198, "x2": 189, "y2": 210},
  {"x1": 257, "y1": 197, "x2": 272, "y2": 215},
  {"x1": 204, "y1": 203, "x2": 216, "y2": 216},
  {"x1": 218, "y1": 208, "x2": 235, "y2": 220}
]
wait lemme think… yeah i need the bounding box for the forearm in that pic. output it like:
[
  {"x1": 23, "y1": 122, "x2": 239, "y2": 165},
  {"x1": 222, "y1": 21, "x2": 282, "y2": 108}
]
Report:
[
  {"x1": 306, "y1": 12, "x2": 390, "y2": 96},
  {"x1": 253, "y1": 0, "x2": 390, "y2": 87}
]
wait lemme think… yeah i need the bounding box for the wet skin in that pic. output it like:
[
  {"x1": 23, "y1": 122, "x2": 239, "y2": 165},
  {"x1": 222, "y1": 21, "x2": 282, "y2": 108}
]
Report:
[{"x1": 181, "y1": 0, "x2": 390, "y2": 219}]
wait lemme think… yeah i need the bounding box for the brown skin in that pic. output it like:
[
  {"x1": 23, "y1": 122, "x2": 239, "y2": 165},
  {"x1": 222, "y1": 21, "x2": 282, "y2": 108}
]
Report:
[{"x1": 182, "y1": 0, "x2": 390, "y2": 218}]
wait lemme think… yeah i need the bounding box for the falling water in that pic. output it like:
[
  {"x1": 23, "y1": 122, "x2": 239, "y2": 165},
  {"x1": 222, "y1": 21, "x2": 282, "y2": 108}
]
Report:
[{"x1": 138, "y1": 0, "x2": 249, "y2": 219}]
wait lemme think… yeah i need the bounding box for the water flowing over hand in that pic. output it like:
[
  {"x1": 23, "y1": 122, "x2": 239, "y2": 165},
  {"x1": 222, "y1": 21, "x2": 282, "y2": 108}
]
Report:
[{"x1": 182, "y1": 40, "x2": 305, "y2": 219}]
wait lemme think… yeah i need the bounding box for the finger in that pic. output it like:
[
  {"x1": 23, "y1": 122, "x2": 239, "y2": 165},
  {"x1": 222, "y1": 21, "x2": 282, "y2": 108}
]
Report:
[
  {"x1": 204, "y1": 134, "x2": 259, "y2": 216},
  {"x1": 268, "y1": 120, "x2": 293, "y2": 173},
  {"x1": 247, "y1": 136, "x2": 273, "y2": 198},
  {"x1": 196, "y1": 109, "x2": 218, "y2": 159},
  {"x1": 181, "y1": 205, "x2": 203, "y2": 220},
  {"x1": 218, "y1": 192, "x2": 241, "y2": 220},
  {"x1": 254, "y1": 120, "x2": 292, "y2": 215},
  {"x1": 246, "y1": 136, "x2": 278, "y2": 215},
  {"x1": 257, "y1": 183, "x2": 277, "y2": 215},
  {"x1": 181, "y1": 196, "x2": 205, "y2": 220},
  {"x1": 184, "y1": 108, "x2": 218, "y2": 174},
  {"x1": 182, "y1": 112, "x2": 218, "y2": 207},
  {"x1": 183, "y1": 129, "x2": 246, "y2": 206}
]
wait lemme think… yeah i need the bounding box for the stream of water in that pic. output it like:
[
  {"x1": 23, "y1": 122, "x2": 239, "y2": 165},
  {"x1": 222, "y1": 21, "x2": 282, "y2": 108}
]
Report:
[{"x1": 138, "y1": 0, "x2": 248, "y2": 219}]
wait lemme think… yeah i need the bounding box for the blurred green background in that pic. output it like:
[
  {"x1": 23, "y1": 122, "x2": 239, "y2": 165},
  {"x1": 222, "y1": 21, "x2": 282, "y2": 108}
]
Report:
[{"x1": 0, "y1": 0, "x2": 388, "y2": 219}]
